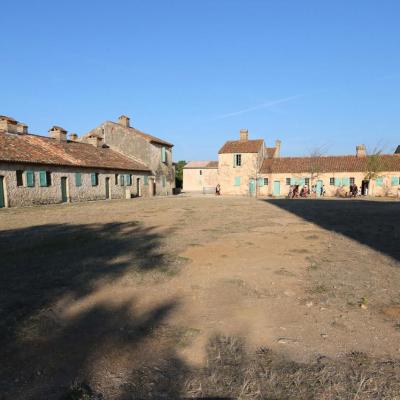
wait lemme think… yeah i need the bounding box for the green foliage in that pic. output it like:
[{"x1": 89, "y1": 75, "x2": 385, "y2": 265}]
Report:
[{"x1": 175, "y1": 160, "x2": 186, "y2": 188}]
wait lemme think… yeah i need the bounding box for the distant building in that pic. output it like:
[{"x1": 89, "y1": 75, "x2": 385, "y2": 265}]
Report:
[
  {"x1": 183, "y1": 161, "x2": 218, "y2": 193},
  {"x1": 0, "y1": 115, "x2": 151, "y2": 208},
  {"x1": 184, "y1": 128, "x2": 400, "y2": 197},
  {"x1": 83, "y1": 115, "x2": 175, "y2": 196}
]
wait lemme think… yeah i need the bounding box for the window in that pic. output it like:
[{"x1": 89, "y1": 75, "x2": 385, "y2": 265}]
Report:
[
  {"x1": 233, "y1": 154, "x2": 242, "y2": 167},
  {"x1": 46, "y1": 171, "x2": 52, "y2": 186},
  {"x1": 234, "y1": 176, "x2": 241, "y2": 186},
  {"x1": 120, "y1": 174, "x2": 125, "y2": 186},
  {"x1": 39, "y1": 171, "x2": 49, "y2": 187},
  {"x1": 376, "y1": 176, "x2": 383, "y2": 187},
  {"x1": 75, "y1": 173, "x2": 82, "y2": 187},
  {"x1": 391, "y1": 176, "x2": 400, "y2": 186},
  {"x1": 26, "y1": 171, "x2": 35, "y2": 187},
  {"x1": 126, "y1": 174, "x2": 132, "y2": 186},
  {"x1": 115, "y1": 174, "x2": 119, "y2": 185},
  {"x1": 264, "y1": 178, "x2": 269, "y2": 186},
  {"x1": 144, "y1": 175, "x2": 148, "y2": 185},
  {"x1": 91, "y1": 172, "x2": 99, "y2": 186},
  {"x1": 161, "y1": 146, "x2": 167, "y2": 163},
  {"x1": 286, "y1": 178, "x2": 291, "y2": 186},
  {"x1": 350, "y1": 177, "x2": 355, "y2": 185},
  {"x1": 305, "y1": 178, "x2": 310, "y2": 187},
  {"x1": 330, "y1": 177, "x2": 335, "y2": 186},
  {"x1": 16, "y1": 170, "x2": 23, "y2": 187},
  {"x1": 199, "y1": 170, "x2": 202, "y2": 175}
]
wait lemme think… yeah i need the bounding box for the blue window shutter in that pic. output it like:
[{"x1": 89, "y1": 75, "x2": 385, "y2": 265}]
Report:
[
  {"x1": 91, "y1": 173, "x2": 96, "y2": 186},
  {"x1": 376, "y1": 176, "x2": 383, "y2": 186},
  {"x1": 26, "y1": 171, "x2": 35, "y2": 187},
  {"x1": 342, "y1": 177, "x2": 350, "y2": 186},
  {"x1": 161, "y1": 146, "x2": 166, "y2": 162},
  {"x1": 234, "y1": 176, "x2": 241, "y2": 186},
  {"x1": 258, "y1": 177, "x2": 264, "y2": 187},
  {"x1": 75, "y1": 173, "x2": 82, "y2": 187},
  {"x1": 125, "y1": 174, "x2": 130, "y2": 186},
  {"x1": 335, "y1": 177, "x2": 341, "y2": 186},
  {"x1": 39, "y1": 171, "x2": 47, "y2": 187},
  {"x1": 144, "y1": 175, "x2": 148, "y2": 185},
  {"x1": 299, "y1": 178, "x2": 305, "y2": 186},
  {"x1": 391, "y1": 176, "x2": 399, "y2": 186}
]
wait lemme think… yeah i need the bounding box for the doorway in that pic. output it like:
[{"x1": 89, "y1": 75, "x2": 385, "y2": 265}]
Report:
[
  {"x1": 105, "y1": 177, "x2": 110, "y2": 199},
  {"x1": 136, "y1": 178, "x2": 141, "y2": 197},
  {"x1": 273, "y1": 180, "x2": 280, "y2": 196},
  {"x1": 316, "y1": 180, "x2": 323, "y2": 198},
  {"x1": 0, "y1": 176, "x2": 5, "y2": 208},
  {"x1": 361, "y1": 180, "x2": 369, "y2": 195},
  {"x1": 61, "y1": 177, "x2": 68, "y2": 203}
]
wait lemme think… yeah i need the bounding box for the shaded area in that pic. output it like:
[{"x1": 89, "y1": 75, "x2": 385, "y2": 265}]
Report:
[
  {"x1": 265, "y1": 199, "x2": 400, "y2": 261},
  {"x1": 0, "y1": 221, "x2": 181, "y2": 399}
]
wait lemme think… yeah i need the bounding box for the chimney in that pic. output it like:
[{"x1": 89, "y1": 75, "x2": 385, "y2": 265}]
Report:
[
  {"x1": 356, "y1": 144, "x2": 366, "y2": 158},
  {"x1": 87, "y1": 135, "x2": 103, "y2": 148},
  {"x1": 16, "y1": 123, "x2": 28, "y2": 134},
  {"x1": 0, "y1": 115, "x2": 19, "y2": 134},
  {"x1": 49, "y1": 126, "x2": 67, "y2": 142},
  {"x1": 274, "y1": 139, "x2": 281, "y2": 158},
  {"x1": 69, "y1": 133, "x2": 78, "y2": 141},
  {"x1": 239, "y1": 129, "x2": 248, "y2": 141},
  {"x1": 118, "y1": 115, "x2": 130, "y2": 128}
]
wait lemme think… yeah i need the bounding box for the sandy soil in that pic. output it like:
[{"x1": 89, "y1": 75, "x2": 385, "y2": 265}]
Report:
[{"x1": 1, "y1": 196, "x2": 400, "y2": 399}]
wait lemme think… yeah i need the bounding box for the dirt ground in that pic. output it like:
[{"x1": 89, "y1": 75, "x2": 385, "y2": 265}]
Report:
[{"x1": 1, "y1": 196, "x2": 400, "y2": 399}]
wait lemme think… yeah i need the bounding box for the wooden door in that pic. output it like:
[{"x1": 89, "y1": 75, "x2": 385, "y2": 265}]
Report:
[{"x1": 61, "y1": 177, "x2": 68, "y2": 203}]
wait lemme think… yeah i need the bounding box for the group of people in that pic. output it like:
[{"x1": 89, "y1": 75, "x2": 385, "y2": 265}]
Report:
[
  {"x1": 288, "y1": 184, "x2": 325, "y2": 199},
  {"x1": 349, "y1": 183, "x2": 359, "y2": 197}
]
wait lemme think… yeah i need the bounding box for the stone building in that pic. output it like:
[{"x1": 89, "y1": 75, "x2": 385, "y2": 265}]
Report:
[
  {"x1": 0, "y1": 116, "x2": 151, "y2": 208},
  {"x1": 185, "y1": 128, "x2": 400, "y2": 198},
  {"x1": 182, "y1": 161, "x2": 218, "y2": 193},
  {"x1": 83, "y1": 115, "x2": 175, "y2": 196}
]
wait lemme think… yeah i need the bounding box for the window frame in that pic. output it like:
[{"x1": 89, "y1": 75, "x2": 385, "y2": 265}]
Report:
[
  {"x1": 264, "y1": 178, "x2": 269, "y2": 186},
  {"x1": 234, "y1": 154, "x2": 242, "y2": 167},
  {"x1": 91, "y1": 172, "x2": 99, "y2": 187},
  {"x1": 286, "y1": 177, "x2": 291, "y2": 186},
  {"x1": 16, "y1": 170, "x2": 24, "y2": 187},
  {"x1": 330, "y1": 177, "x2": 335, "y2": 186}
]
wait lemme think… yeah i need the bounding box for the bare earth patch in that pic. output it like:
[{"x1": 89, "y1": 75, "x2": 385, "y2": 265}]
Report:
[{"x1": 0, "y1": 196, "x2": 400, "y2": 399}]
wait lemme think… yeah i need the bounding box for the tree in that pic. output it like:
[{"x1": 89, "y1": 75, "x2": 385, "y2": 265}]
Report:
[
  {"x1": 307, "y1": 145, "x2": 328, "y2": 185},
  {"x1": 364, "y1": 146, "x2": 384, "y2": 181},
  {"x1": 175, "y1": 160, "x2": 186, "y2": 189}
]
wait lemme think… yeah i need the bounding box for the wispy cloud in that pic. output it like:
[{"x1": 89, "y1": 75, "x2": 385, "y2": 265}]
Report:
[{"x1": 212, "y1": 95, "x2": 304, "y2": 120}]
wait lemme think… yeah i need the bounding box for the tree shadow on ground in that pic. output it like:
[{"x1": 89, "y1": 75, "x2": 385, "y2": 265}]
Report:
[
  {"x1": 265, "y1": 199, "x2": 400, "y2": 262},
  {"x1": 0, "y1": 221, "x2": 183, "y2": 399}
]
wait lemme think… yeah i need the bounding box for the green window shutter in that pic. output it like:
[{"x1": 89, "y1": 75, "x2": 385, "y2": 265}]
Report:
[
  {"x1": 144, "y1": 175, "x2": 148, "y2": 185},
  {"x1": 39, "y1": 171, "x2": 47, "y2": 187},
  {"x1": 376, "y1": 176, "x2": 383, "y2": 186},
  {"x1": 342, "y1": 177, "x2": 350, "y2": 186},
  {"x1": 234, "y1": 176, "x2": 241, "y2": 186},
  {"x1": 120, "y1": 175, "x2": 125, "y2": 186},
  {"x1": 91, "y1": 173, "x2": 96, "y2": 186},
  {"x1": 125, "y1": 174, "x2": 131, "y2": 186},
  {"x1": 75, "y1": 173, "x2": 82, "y2": 187},
  {"x1": 391, "y1": 176, "x2": 399, "y2": 186},
  {"x1": 26, "y1": 171, "x2": 35, "y2": 187},
  {"x1": 161, "y1": 146, "x2": 166, "y2": 162},
  {"x1": 290, "y1": 178, "x2": 296, "y2": 185},
  {"x1": 334, "y1": 177, "x2": 341, "y2": 186},
  {"x1": 299, "y1": 178, "x2": 305, "y2": 186},
  {"x1": 258, "y1": 177, "x2": 264, "y2": 187}
]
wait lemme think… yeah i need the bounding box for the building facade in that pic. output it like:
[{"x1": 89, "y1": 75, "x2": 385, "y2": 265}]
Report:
[
  {"x1": 184, "y1": 128, "x2": 400, "y2": 198},
  {"x1": 0, "y1": 116, "x2": 152, "y2": 208},
  {"x1": 183, "y1": 161, "x2": 218, "y2": 193},
  {"x1": 83, "y1": 115, "x2": 175, "y2": 196}
]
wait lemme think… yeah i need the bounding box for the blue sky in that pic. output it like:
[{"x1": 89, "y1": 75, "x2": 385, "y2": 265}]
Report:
[{"x1": 1, "y1": 0, "x2": 400, "y2": 160}]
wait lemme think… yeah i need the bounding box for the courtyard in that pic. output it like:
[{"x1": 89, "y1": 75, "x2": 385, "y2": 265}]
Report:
[{"x1": 1, "y1": 196, "x2": 400, "y2": 399}]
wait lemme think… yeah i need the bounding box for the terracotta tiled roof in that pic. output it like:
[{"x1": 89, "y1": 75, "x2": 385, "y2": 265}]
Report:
[
  {"x1": 265, "y1": 147, "x2": 277, "y2": 158},
  {"x1": 184, "y1": 160, "x2": 218, "y2": 169},
  {"x1": 218, "y1": 139, "x2": 264, "y2": 154},
  {"x1": 0, "y1": 132, "x2": 149, "y2": 172},
  {"x1": 106, "y1": 121, "x2": 173, "y2": 147},
  {"x1": 260, "y1": 155, "x2": 400, "y2": 174}
]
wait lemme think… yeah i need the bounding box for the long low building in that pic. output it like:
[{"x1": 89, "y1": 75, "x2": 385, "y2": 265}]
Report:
[
  {"x1": 0, "y1": 116, "x2": 153, "y2": 208},
  {"x1": 183, "y1": 161, "x2": 218, "y2": 193},
  {"x1": 184, "y1": 129, "x2": 400, "y2": 198}
]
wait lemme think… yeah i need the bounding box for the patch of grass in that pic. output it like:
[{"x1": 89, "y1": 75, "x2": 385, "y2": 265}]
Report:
[{"x1": 309, "y1": 284, "x2": 328, "y2": 295}]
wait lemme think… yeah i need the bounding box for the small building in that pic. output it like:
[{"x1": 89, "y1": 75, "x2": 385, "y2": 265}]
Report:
[
  {"x1": 0, "y1": 116, "x2": 152, "y2": 208},
  {"x1": 83, "y1": 115, "x2": 175, "y2": 196},
  {"x1": 183, "y1": 161, "x2": 218, "y2": 193}
]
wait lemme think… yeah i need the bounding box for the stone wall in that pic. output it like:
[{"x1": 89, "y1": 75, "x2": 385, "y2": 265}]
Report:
[
  {"x1": 257, "y1": 171, "x2": 400, "y2": 197},
  {"x1": 0, "y1": 163, "x2": 152, "y2": 208},
  {"x1": 183, "y1": 168, "x2": 218, "y2": 192},
  {"x1": 85, "y1": 122, "x2": 175, "y2": 196}
]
